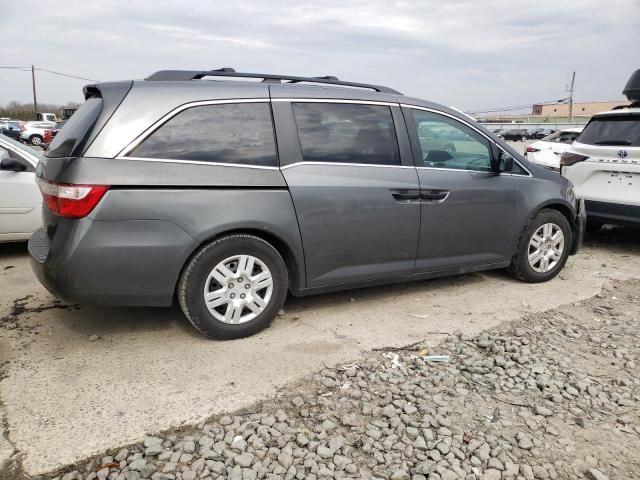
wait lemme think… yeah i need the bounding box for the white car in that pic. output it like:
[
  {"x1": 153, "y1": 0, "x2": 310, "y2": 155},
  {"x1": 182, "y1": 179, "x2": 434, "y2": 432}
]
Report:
[
  {"x1": 561, "y1": 108, "x2": 639, "y2": 230},
  {"x1": 20, "y1": 122, "x2": 52, "y2": 146},
  {"x1": 0, "y1": 136, "x2": 42, "y2": 242},
  {"x1": 525, "y1": 127, "x2": 583, "y2": 170}
]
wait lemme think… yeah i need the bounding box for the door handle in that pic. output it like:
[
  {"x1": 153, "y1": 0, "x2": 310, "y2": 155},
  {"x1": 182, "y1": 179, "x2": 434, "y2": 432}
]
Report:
[
  {"x1": 420, "y1": 190, "x2": 449, "y2": 202},
  {"x1": 391, "y1": 189, "x2": 420, "y2": 202}
]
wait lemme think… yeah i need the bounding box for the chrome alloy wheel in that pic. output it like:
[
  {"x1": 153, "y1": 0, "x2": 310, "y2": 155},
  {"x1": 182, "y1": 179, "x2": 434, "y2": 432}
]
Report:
[
  {"x1": 203, "y1": 254, "x2": 273, "y2": 324},
  {"x1": 528, "y1": 223, "x2": 565, "y2": 273}
]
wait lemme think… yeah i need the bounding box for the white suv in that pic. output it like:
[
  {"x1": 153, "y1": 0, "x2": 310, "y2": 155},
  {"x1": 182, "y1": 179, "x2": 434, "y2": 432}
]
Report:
[
  {"x1": 561, "y1": 69, "x2": 640, "y2": 230},
  {"x1": 561, "y1": 108, "x2": 639, "y2": 229}
]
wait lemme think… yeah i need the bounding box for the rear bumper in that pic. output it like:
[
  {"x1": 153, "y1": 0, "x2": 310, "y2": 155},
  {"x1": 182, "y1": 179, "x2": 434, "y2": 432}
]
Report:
[
  {"x1": 571, "y1": 198, "x2": 586, "y2": 254},
  {"x1": 29, "y1": 217, "x2": 198, "y2": 307},
  {"x1": 585, "y1": 200, "x2": 640, "y2": 227}
]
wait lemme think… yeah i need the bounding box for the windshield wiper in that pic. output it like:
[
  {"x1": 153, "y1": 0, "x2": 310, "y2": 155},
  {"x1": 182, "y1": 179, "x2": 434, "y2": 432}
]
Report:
[{"x1": 594, "y1": 140, "x2": 632, "y2": 145}]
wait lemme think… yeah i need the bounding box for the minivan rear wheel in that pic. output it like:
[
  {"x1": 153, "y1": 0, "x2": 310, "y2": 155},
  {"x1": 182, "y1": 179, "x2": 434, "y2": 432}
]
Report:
[
  {"x1": 178, "y1": 234, "x2": 288, "y2": 339},
  {"x1": 508, "y1": 209, "x2": 572, "y2": 283}
]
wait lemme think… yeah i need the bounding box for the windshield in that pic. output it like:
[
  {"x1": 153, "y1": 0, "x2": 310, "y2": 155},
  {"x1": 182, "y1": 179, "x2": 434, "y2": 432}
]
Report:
[{"x1": 578, "y1": 115, "x2": 640, "y2": 146}]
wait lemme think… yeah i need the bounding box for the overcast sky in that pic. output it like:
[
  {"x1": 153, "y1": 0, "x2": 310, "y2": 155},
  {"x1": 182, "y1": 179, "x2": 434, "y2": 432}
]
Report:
[{"x1": 1, "y1": 0, "x2": 638, "y2": 113}]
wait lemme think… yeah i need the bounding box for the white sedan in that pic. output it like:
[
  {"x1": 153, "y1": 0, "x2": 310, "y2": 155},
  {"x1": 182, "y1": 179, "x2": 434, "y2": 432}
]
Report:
[
  {"x1": 525, "y1": 127, "x2": 584, "y2": 170},
  {"x1": 0, "y1": 136, "x2": 42, "y2": 242}
]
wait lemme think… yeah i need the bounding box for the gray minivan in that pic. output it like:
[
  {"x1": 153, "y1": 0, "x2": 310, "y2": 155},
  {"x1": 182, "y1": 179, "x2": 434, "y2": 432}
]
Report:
[{"x1": 25, "y1": 69, "x2": 585, "y2": 338}]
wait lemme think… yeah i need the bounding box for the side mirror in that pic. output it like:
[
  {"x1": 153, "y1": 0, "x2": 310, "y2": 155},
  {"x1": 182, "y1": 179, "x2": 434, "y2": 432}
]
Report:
[
  {"x1": 0, "y1": 157, "x2": 26, "y2": 172},
  {"x1": 499, "y1": 152, "x2": 514, "y2": 172},
  {"x1": 490, "y1": 145, "x2": 514, "y2": 173}
]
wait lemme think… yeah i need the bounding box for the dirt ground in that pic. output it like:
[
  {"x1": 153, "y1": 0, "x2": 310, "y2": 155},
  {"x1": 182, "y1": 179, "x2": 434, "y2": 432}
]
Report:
[
  {"x1": 1, "y1": 226, "x2": 639, "y2": 477},
  {"x1": 28, "y1": 278, "x2": 640, "y2": 480}
]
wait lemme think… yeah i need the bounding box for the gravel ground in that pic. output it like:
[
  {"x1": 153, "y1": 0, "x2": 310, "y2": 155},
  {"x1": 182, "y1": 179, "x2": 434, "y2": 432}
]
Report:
[{"x1": 21, "y1": 278, "x2": 639, "y2": 480}]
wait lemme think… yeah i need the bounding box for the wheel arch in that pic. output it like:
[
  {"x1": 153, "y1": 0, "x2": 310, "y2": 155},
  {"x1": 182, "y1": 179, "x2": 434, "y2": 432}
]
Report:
[
  {"x1": 516, "y1": 200, "x2": 578, "y2": 256},
  {"x1": 176, "y1": 227, "x2": 305, "y2": 299}
]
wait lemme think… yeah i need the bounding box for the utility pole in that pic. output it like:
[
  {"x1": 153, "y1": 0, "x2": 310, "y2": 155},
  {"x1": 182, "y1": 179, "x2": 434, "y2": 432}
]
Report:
[
  {"x1": 31, "y1": 65, "x2": 38, "y2": 121},
  {"x1": 567, "y1": 71, "x2": 575, "y2": 123}
]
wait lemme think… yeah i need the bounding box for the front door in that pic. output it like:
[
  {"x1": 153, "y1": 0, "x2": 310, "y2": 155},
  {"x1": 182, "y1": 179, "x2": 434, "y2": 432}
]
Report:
[
  {"x1": 0, "y1": 145, "x2": 40, "y2": 236},
  {"x1": 275, "y1": 100, "x2": 421, "y2": 288},
  {"x1": 403, "y1": 107, "x2": 520, "y2": 272}
]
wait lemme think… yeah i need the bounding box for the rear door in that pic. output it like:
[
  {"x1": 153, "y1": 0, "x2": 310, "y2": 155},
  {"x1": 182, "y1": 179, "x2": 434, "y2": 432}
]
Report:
[
  {"x1": 272, "y1": 96, "x2": 420, "y2": 288},
  {"x1": 403, "y1": 106, "x2": 520, "y2": 271}
]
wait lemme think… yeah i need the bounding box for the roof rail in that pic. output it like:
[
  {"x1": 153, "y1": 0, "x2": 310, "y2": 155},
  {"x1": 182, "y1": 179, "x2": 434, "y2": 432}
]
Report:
[{"x1": 144, "y1": 68, "x2": 402, "y2": 94}]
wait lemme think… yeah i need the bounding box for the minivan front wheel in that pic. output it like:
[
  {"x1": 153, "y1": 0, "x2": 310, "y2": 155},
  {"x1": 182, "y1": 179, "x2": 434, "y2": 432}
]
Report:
[
  {"x1": 178, "y1": 234, "x2": 288, "y2": 339},
  {"x1": 508, "y1": 209, "x2": 572, "y2": 283}
]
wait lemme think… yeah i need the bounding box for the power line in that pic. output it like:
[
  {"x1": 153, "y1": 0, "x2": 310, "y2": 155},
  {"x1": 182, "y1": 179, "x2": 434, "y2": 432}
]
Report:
[
  {"x1": 36, "y1": 68, "x2": 99, "y2": 83},
  {"x1": 467, "y1": 99, "x2": 568, "y2": 115},
  {"x1": 0, "y1": 65, "x2": 99, "y2": 82}
]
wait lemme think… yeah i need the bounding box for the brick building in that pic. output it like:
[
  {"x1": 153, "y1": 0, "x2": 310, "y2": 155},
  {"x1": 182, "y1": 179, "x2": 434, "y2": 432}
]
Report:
[{"x1": 532, "y1": 100, "x2": 630, "y2": 118}]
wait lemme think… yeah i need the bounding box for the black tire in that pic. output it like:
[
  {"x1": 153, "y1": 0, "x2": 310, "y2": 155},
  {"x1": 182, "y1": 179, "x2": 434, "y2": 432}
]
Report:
[
  {"x1": 586, "y1": 220, "x2": 604, "y2": 233},
  {"x1": 178, "y1": 234, "x2": 288, "y2": 339},
  {"x1": 508, "y1": 209, "x2": 572, "y2": 283},
  {"x1": 29, "y1": 135, "x2": 43, "y2": 146}
]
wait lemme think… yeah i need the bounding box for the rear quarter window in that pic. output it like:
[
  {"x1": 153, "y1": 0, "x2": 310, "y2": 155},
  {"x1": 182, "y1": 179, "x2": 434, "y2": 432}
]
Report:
[
  {"x1": 128, "y1": 102, "x2": 278, "y2": 167},
  {"x1": 578, "y1": 115, "x2": 640, "y2": 147},
  {"x1": 46, "y1": 97, "x2": 102, "y2": 158}
]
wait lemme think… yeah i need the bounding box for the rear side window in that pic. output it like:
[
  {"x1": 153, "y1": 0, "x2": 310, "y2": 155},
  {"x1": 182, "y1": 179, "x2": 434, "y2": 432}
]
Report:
[
  {"x1": 578, "y1": 115, "x2": 640, "y2": 146},
  {"x1": 129, "y1": 103, "x2": 277, "y2": 167},
  {"x1": 292, "y1": 103, "x2": 400, "y2": 165},
  {"x1": 46, "y1": 97, "x2": 102, "y2": 158}
]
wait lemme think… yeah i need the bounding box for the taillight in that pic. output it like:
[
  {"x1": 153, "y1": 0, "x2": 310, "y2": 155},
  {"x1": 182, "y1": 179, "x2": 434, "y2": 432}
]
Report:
[
  {"x1": 37, "y1": 179, "x2": 109, "y2": 218},
  {"x1": 525, "y1": 146, "x2": 540, "y2": 153},
  {"x1": 560, "y1": 152, "x2": 589, "y2": 167}
]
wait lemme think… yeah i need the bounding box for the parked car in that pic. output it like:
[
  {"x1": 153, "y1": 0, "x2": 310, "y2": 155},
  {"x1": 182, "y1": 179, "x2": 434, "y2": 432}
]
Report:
[
  {"x1": 51, "y1": 120, "x2": 67, "y2": 138},
  {"x1": 0, "y1": 135, "x2": 43, "y2": 242},
  {"x1": 561, "y1": 75, "x2": 639, "y2": 231},
  {"x1": 0, "y1": 121, "x2": 23, "y2": 140},
  {"x1": 29, "y1": 69, "x2": 585, "y2": 339},
  {"x1": 529, "y1": 127, "x2": 557, "y2": 140},
  {"x1": 525, "y1": 127, "x2": 584, "y2": 170},
  {"x1": 498, "y1": 129, "x2": 531, "y2": 141},
  {"x1": 20, "y1": 122, "x2": 53, "y2": 146}
]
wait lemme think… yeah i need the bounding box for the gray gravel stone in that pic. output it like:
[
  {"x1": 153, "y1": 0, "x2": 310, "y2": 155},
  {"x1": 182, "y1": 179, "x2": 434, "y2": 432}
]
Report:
[
  {"x1": 390, "y1": 470, "x2": 410, "y2": 480},
  {"x1": 234, "y1": 453, "x2": 254, "y2": 468},
  {"x1": 586, "y1": 469, "x2": 609, "y2": 480},
  {"x1": 482, "y1": 469, "x2": 501, "y2": 480},
  {"x1": 533, "y1": 405, "x2": 553, "y2": 417},
  {"x1": 515, "y1": 432, "x2": 534, "y2": 450}
]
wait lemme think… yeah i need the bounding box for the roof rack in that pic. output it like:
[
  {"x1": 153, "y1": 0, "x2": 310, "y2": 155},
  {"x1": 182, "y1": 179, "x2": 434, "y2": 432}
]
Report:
[{"x1": 144, "y1": 68, "x2": 401, "y2": 94}]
